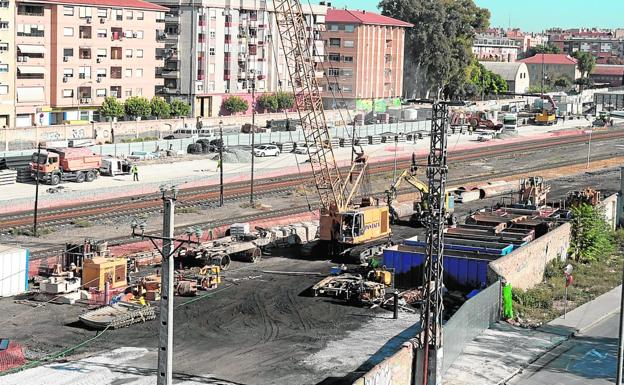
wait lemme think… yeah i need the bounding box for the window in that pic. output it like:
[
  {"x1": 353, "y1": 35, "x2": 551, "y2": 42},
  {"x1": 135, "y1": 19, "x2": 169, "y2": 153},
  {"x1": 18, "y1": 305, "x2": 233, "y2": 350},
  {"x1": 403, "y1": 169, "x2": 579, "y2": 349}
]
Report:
[
  {"x1": 78, "y1": 66, "x2": 91, "y2": 79},
  {"x1": 78, "y1": 6, "x2": 92, "y2": 18},
  {"x1": 63, "y1": 89, "x2": 73, "y2": 98},
  {"x1": 125, "y1": 49, "x2": 132, "y2": 58},
  {"x1": 110, "y1": 85, "x2": 121, "y2": 97},
  {"x1": 18, "y1": 4, "x2": 44, "y2": 16},
  {"x1": 64, "y1": 48, "x2": 74, "y2": 57},
  {"x1": 18, "y1": 24, "x2": 45, "y2": 37},
  {"x1": 210, "y1": 31, "x2": 216, "y2": 39},
  {"x1": 343, "y1": 56, "x2": 353, "y2": 63},
  {"x1": 344, "y1": 40, "x2": 354, "y2": 48},
  {"x1": 136, "y1": 49, "x2": 143, "y2": 58},
  {"x1": 0, "y1": 63, "x2": 6, "y2": 72},
  {"x1": 64, "y1": 27, "x2": 74, "y2": 36},
  {"x1": 110, "y1": 66, "x2": 121, "y2": 79},
  {"x1": 345, "y1": 25, "x2": 355, "y2": 32},
  {"x1": 209, "y1": 47, "x2": 215, "y2": 56},
  {"x1": 329, "y1": 38, "x2": 341, "y2": 47},
  {"x1": 328, "y1": 24, "x2": 339, "y2": 32},
  {"x1": 327, "y1": 68, "x2": 339, "y2": 76},
  {"x1": 328, "y1": 53, "x2": 340, "y2": 62},
  {"x1": 63, "y1": 6, "x2": 74, "y2": 16},
  {"x1": 0, "y1": 21, "x2": 9, "y2": 30},
  {"x1": 0, "y1": 85, "x2": 8, "y2": 95},
  {"x1": 137, "y1": 11, "x2": 144, "y2": 20},
  {"x1": 97, "y1": 29, "x2": 107, "y2": 38},
  {"x1": 97, "y1": 8, "x2": 107, "y2": 18},
  {"x1": 63, "y1": 68, "x2": 73, "y2": 77},
  {"x1": 96, "y1": 88, "x2": 106, "y2": 97},
  {"x1": 136, "y1": 88, "x2": 142, "y2": 96},
  {"x1": 209, "y1": 9, "x2": 216, "y2": 20},
  {"x1": 96, "y1": 68, "x2": 106, "y2": 77},
  {"x1": 135, "y1": 30, "x2": 143, "y2": 39},
  {"x1": 125, "y1": 68, "x2": 132, "y2": 77},
  {"x1": 341, "y1": 68, "x2": 353, "y2": 77},
  {"x1": 126, "y1": 10, "x2": 133, "y2": 20},
  {"x1": 0, "y1": 1, "x2": 8, "y2": 8},
  {"x1": 136, "y1": 68, "x2": 143, "y2": 78},
  {"x1": 156, "y1": 11, "x2": 165, "y2": 22},
  {"x1": 0, "y1": 43, "x2": 7, "y2": 51},
  {"x1": 125, "y1": 89, "x2": 132, "y2": 97},
  {"x1": 114, "y1": 9, "x2": 122, "y2": 21},
  {"x1": 342, "y1": 85, "x2": 353, "y2": 92},
  {"x1": 124, "y1": 30, "x2": 133, "y2": 38}
]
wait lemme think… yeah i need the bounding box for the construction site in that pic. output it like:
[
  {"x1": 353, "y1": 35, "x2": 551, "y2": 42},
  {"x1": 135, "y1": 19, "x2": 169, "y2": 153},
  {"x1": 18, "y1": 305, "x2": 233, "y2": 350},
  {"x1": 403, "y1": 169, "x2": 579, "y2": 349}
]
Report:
[{"x1": 0, "y1": 2, "x2": 623, "y2": 385}]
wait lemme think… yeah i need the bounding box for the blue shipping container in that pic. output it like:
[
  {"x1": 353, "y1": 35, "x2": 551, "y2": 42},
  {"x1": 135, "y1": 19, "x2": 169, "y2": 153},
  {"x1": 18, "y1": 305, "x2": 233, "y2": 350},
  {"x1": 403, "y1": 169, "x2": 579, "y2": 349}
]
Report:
[{"x1": 383, "y1": 248, "x2": 490, "y2": 289}]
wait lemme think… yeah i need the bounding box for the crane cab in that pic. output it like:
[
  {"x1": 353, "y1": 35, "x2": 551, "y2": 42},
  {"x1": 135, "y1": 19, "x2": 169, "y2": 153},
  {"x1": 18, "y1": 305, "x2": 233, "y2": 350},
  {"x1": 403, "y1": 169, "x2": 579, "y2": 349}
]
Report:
[{"x1": 320, "y1": 205, "x2": 390, "y2": 247}]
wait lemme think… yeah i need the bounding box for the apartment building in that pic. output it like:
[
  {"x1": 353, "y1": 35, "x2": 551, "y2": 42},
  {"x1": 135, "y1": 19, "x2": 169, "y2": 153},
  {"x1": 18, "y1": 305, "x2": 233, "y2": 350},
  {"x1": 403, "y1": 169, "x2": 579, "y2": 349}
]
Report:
[
  {"x1": 472, "y1": 34, "x2": 520, "y2": 62},
  {"x1": 153, "y1": 0, "x2": 327, "y2": 118},
  {"x1": 321, "y1": 9, "x2": 412, "y2": 109},
  {"x1": 0, "y1": 0, "x2": 15, "y2": 127},
  {"x1": 13, "y1": 0, "x2": 166, "y2": 127},
  {"x1": 518, "y1": 54, "x2": 580, "y2": 88}
]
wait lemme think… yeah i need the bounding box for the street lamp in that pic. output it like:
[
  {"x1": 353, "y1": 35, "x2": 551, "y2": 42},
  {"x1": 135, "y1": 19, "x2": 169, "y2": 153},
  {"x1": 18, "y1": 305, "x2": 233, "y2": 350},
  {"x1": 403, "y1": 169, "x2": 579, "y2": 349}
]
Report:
[{"x1": 130, "y1": 184, "x2": 202, "y2": 385}]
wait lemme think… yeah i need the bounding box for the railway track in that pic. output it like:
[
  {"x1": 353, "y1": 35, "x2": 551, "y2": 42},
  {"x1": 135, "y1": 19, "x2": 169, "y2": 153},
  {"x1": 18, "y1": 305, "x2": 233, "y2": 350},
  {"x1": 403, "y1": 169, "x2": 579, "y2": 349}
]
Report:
[
  {"x1": 28, "y1": 148, "x2": 623, "y2": 260},
  {"x1": 3, "y1": 129, "x2": 623, "y2": 233}
]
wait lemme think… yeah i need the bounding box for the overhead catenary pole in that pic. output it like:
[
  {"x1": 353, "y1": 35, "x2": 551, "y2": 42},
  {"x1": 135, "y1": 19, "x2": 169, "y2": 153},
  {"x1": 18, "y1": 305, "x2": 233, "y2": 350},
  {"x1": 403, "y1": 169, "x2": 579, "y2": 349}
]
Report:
[
  {"x1": 158, "y1": 194, "x2": 175, "y2": 385},
  {"x1": 250, "y1": 74, "x2": 256, "y2": 205},
  {"x1": 616, "y1": 263, "x2": 624, "y2": 385},
  {"x1": 33, "y1": 143, "x2": 41, "y2": 237},
  {"x1": 219, "y1": 120, "x2": 224, "y2": 207}
]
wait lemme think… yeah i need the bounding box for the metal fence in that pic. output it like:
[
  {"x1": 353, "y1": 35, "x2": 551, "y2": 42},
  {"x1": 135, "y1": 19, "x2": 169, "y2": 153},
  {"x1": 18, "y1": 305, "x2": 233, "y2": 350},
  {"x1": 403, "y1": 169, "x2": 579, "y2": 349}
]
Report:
[
  {"x1": 0, "y1": 121, "x2": 432, "y2": 158},
  {"x1": 442, "y1": 280, "x2": 501, "y2": 374}
]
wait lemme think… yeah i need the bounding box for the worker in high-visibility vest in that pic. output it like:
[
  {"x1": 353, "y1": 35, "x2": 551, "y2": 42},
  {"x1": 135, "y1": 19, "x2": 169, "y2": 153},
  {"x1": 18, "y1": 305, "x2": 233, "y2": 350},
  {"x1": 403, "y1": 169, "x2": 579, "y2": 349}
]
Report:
[{"x1": 131, "y1": 164, "x2": 139, "y2": 181}]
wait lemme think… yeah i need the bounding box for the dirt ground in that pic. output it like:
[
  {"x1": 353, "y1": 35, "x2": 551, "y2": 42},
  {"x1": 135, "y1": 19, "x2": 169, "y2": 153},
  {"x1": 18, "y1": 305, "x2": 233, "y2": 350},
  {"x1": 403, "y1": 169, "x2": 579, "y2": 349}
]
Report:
[{"x1": 1, "y1": 138, "x2": 622, "y2": 384}]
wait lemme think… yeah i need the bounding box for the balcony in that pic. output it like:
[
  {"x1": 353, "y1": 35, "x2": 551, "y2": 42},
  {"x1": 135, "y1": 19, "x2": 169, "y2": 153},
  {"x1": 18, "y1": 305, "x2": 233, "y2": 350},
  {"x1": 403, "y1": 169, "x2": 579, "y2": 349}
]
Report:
[
  {"x1": 111, "y1": 28, "x2": 123, "y2": 41},
  {"x1": 224, "y1": 69, "x2": 231, "y2": 80},
  {"x1": 165, "y1": 12, "x2": 180, "y2": 22},
  {"x1": 79, "y1": 26, "x2": 92, "y2": 39},
  {"x1": 162, "y1": 69, "x2": 179, "y2": 78},
  {"x1": 197, "y1": 71, "x2": 205, "y2": 81},
  {"x1": 17, "y1": 5, "x2": 44, "y2": 16},
  {"x1": 198, "y1": 16, "x2": 206, "y2": 27}
]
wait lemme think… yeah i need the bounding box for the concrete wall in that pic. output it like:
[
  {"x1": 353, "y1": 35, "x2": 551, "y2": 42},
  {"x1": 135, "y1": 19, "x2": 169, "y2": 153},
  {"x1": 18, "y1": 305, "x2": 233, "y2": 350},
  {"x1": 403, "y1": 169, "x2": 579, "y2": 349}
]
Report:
[
  {"x1": 488, "y1": 222, "x2": 571, "y2": 290},
  {"x1": 352, "y1": 343, "x2": 413, "y2": 385},
  {"x1": 601, "y1": 193, "x2": 618, "y2": 230}
]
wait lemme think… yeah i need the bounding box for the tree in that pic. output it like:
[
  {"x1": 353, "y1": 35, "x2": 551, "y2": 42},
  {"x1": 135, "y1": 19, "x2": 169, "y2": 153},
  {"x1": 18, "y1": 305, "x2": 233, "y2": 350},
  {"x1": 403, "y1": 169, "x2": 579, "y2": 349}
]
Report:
[
  {"x1": 257, "y1": 93, "x2": 278, "y2": 112},
  {"x1": 572, "y1": 51, "x2": 596, "y2": 79},
  {"x1": 553, "y1": 76, "x2": 572, "y2": 89},
  {"x1": 150, "y1": 96, "x2": 171, "y2": 119},
  {"x1": 170, "y1": 99, "x2": 191, "y2": 117},
  {"x1": 275, "y1": 91, "x2": 295, "y2": 110},
  {"x1": 124, "y1": 96, "x2": 151, "y2": 119},
  {"x1": 380, "y1": 0, "x2": 490, "y2": 99},
  {"x1": 99, "y1": 97, "x2": 124, "y2": 121},
  {"x1": 464, "y1": 60, "x2": 508, "y2": 98},
  {"x1": 570, "y1": 203, "x2": 615, "y2": 263},
  {"x1": 525, "y1": 43, "x2": 561, "y2": 57},
  {"x1": 222, "y1": 96, "x2": 249, "y2": 114}
]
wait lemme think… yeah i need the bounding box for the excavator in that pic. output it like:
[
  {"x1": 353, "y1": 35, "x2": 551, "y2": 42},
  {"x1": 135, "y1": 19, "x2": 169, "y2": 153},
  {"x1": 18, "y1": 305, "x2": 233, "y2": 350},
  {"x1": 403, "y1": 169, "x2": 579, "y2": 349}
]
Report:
[
  {"x1": 502, "y1": 92, "x2": 558, "y2": 125},
  {"x1": 272, "y1": 0, "x2": 390, "y2": 262},
  {"x1": 386, "y1": 154, "x2": 456, "y2": 226}
]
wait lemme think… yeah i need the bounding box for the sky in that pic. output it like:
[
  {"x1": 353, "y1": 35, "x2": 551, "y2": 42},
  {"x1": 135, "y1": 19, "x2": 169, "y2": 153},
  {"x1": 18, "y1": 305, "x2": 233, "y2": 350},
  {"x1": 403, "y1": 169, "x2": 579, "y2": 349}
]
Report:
[{"x1": 325, "y1": 0, "x2": 624, "y2": 32}]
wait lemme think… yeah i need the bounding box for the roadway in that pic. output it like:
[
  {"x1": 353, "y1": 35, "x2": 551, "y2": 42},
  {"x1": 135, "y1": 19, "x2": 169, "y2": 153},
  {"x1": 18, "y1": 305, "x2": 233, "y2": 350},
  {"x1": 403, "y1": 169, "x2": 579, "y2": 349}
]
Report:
[{"x1": 508, "y1": 312, "x2": 620, "y2": 385}]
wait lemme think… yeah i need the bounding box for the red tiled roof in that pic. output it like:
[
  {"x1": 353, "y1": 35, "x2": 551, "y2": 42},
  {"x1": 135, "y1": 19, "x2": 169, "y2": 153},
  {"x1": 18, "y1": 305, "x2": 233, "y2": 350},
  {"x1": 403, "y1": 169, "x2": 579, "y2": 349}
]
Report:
[
  {"x1": 326, "y1": 9, "x2": 413, "y2": 28},
  {"x1": 40, "y1": 0, "x2": 167, "y2": 11},
  {"x1": 591, "y1": 65, "x2": 624, "y2": 76},
  {"x1": 518, "y1": 54, "x2": 578, "y2": 65}
]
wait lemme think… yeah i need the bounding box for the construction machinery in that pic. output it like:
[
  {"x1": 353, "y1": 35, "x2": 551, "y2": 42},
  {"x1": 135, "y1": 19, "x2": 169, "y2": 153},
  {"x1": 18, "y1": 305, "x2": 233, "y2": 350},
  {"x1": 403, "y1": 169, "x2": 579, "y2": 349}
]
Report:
[
  {"x1": 386, "y1": 153, "x2": 456, "y2": 226},
  {"x1": 517, "y1": 176, "x2": 550, "y2": 207},
  {"x1": 272, "y1": 0, "x2": 390, "y2": 262},
  {"x1": 30, "y1": 147, "x2": 101, "y2": 185},
  {"x1": 534, "y1": 94, "x2": 557, "y2": 125},
  {"x1": 468, "y1": 110, "x2": 503, "y2": 130},
  {"x1": 566, "y1": 188, "x2": 601, "y2": 207}
]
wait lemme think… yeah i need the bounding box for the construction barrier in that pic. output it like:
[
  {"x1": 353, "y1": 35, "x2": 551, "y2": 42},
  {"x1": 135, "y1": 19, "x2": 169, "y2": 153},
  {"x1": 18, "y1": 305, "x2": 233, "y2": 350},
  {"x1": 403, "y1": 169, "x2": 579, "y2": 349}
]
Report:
[{"x1": 0, "y1": 341, "x2": 26, "y2": 373}]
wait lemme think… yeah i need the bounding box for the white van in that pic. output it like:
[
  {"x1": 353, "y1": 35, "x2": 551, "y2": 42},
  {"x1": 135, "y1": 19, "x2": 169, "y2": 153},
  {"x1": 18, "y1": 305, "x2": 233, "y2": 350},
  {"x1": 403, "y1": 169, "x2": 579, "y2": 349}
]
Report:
[{"x1": 100, "y1": 157, "x2": 132, "y2": 176}]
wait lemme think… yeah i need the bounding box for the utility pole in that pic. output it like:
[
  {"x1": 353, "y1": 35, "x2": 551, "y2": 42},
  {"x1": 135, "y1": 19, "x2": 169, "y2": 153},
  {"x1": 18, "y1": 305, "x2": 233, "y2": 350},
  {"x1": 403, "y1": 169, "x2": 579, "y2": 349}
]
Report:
[
  {"x1": 130, "y1": 185, "x2": 202, "y2": 385},
  {"x1": 250, "y1": 72, "x2": 256, "y2": 205},
  {"x1": 219, "y1": 120, "x2": 224, "y2": 207},
  {"x1": 541, "y1": 52, "x2": 545, "y2": 95},
  {"x1": 33, "y1": 143, "x2": 41, "y2": 237},
  {"x1": 586, "y1": 128, "x2": 593, "y2": 169}
]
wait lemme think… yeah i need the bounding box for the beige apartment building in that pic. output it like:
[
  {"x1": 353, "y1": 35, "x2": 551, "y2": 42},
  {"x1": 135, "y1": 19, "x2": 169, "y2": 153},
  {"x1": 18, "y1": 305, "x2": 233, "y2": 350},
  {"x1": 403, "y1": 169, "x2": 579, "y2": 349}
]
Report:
[
  {"x1": 321, "y1": 9, "x2": 412, "y2": 109},
  {"x1": 153, "y1": 0, "x2": 327, "y2": 118},
  {"x1": 0, "y1": 0, "x2": 15, "y2": 127},
  {"x1": 13, "y1": 0, "x2": 166, "y2": 127}
]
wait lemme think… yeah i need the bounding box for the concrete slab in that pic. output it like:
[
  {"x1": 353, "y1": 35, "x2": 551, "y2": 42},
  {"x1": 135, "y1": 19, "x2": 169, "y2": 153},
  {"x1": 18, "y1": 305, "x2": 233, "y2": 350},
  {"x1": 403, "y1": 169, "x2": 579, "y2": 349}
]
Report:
[{"x1": 443, "y1": 322, "x2": 567, "y2": 385}]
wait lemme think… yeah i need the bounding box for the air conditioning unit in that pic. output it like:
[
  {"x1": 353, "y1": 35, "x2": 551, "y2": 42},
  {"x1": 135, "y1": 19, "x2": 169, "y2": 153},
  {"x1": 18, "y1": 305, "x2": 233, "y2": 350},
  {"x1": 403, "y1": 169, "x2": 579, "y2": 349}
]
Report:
[
  {"x1": 63, "y1": 56, "x2": 69, "y2": 62},
  {"x1": 62, "y1": 77, "x2": 68, "y2": 83},
  {"x1": 96, "y1": 57, "x2": 102, "y2": 63},
  {"x1": 132, "y1": 33, "x2": 138, "y2": 38},
  {"x1": 22, "y1": 56, "x2": 28, "y2": 62},
  {"x1": 96, "y1": 78, "x2": 102, "y2": 83},
  {"x1": 86, "y1": 17, "x2": 91, "y2": 24},
  {"x1": 99, "y1": 18, "x2": 105, "y2": 23}
]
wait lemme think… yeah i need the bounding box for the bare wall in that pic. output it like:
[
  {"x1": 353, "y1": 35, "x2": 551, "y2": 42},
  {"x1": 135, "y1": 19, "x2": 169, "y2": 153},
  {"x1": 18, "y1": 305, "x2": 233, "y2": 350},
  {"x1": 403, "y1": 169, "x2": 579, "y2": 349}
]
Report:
[{"x1": 352, "y1": 343, "x2": 413, "y2": 385}]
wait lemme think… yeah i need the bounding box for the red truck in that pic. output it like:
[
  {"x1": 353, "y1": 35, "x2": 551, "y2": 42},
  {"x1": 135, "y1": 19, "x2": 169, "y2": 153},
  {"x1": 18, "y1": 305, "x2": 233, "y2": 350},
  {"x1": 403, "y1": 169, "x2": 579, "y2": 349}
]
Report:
[{"x1": 30, "y1": 147, "x2": 101, "y2": 185}]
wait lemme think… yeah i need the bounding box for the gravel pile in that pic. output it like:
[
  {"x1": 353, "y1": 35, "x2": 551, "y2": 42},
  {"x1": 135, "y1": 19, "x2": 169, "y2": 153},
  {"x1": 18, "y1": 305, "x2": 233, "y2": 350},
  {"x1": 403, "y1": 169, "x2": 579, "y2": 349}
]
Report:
[{"x1": 209, "y1": 148, "x2": 252, "y2": 163}]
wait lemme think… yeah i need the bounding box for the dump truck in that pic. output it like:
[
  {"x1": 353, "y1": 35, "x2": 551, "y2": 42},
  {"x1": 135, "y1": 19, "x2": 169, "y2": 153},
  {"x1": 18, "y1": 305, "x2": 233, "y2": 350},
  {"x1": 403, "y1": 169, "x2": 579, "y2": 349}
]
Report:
[{"x1": 31, "y1": 147, "x2": 101, "y2": 185}]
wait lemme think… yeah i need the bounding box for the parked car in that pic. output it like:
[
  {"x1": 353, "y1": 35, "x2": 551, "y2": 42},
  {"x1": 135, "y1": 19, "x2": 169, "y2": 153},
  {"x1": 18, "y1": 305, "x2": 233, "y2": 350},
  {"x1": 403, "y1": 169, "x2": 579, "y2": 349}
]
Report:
[
  {"x1": 294, "y1": 143, "x2": 319, "y2": 155},
  {"x1": 253, "y1": 144, "x2": 281, "y2": 157},
  {"x1": 128, "y1": 151, "x2": 159, "y2": 161}
]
